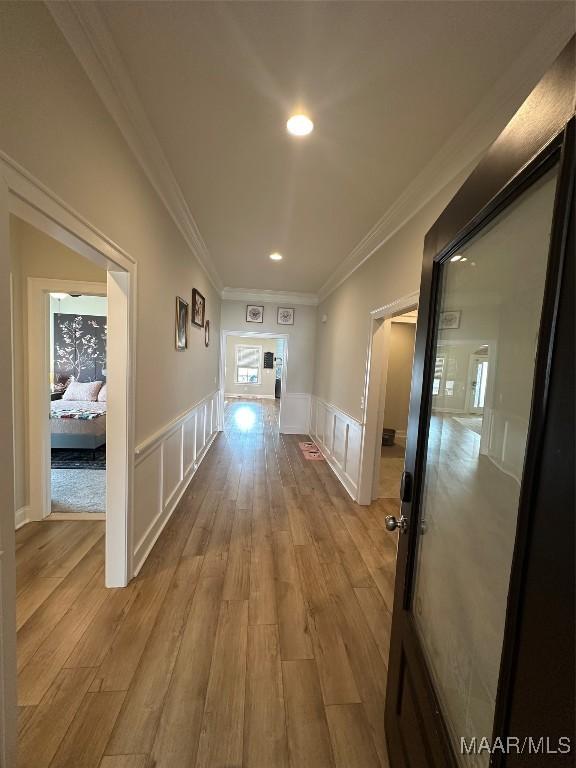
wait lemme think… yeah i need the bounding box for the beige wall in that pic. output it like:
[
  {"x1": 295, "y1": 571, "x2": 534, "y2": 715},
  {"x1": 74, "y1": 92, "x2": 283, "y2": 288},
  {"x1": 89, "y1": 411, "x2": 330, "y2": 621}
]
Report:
[
  {"x1": 224, "y1": 335, "x2": 278, "y2": 398},
  {"x1": 1, "y1": 3, "x2": 221, "y2": 460},
  {"x1": 10, "y1": 217, "x2": 107, "y2": 511},
  {"x1": 221, "y1": 301, "x2": 316, "y2": 394},
  {"x1": 383, "y1": 322, "x2": 416, "y2": 434},
  {"x1": 313, "y1": 172, "x2": 470, "y2": 422}
]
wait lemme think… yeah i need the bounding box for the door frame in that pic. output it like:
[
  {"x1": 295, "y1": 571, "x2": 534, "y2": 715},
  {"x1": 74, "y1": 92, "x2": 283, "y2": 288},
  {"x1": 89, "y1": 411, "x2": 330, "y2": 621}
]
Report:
[
  {"x1": 26, "y1": 278, "x2": 107, "y2": 522},
  {"x1": 219, "y1": 329, "x2": 289, "y2": 429},
  {"x1": 357, "y1": 291, "x2": 418, "y2": 505},
  {"x1": 0, "y1": 151, "x2": 137, "y2": 765},
  {"x1": 385, "y1": 40, "x2": 575, "y2": 768}
]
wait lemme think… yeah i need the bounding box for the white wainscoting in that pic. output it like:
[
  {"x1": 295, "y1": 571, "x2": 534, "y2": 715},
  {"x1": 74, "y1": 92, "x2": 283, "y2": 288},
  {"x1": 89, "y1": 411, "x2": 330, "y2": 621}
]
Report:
[
  {"x1": 133, "y1": 390, "x2": 220, "y2": 575},
  {"x1": 280, "y1": 392, "x2": 311, "y2": 435},
  {"x1": 310, "y1": 397, "x2": 363, "y2": 501}
]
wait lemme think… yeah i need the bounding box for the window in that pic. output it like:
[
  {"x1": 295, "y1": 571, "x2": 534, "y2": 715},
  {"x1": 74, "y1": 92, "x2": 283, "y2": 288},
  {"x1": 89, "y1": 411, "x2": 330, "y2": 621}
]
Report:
[{"x1": 235, "y1": 345, "x2": 261, "y2": 384}]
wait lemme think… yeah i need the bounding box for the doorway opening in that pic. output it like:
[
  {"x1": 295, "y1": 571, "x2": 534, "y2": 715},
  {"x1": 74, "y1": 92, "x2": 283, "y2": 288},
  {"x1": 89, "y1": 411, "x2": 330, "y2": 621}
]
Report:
[
  {"x1": 219, "y1": 330, "x2": 288, "y2": 431},
  {"x1": 376, "y1": 312, "x2": 417, "y2": 499},
  {"x1": 357, "y1": 292, "x2": 418, "y2": 505},
  {"x1": 49, "y1": 290, "x2": 108, "y2": 519},
  {"x1": 9, "y1": 210, "x2": 134, "y2": 588}
]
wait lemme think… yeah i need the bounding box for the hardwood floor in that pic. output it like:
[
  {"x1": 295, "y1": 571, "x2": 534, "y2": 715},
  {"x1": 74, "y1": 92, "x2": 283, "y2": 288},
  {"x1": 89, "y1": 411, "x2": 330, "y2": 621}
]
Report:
[{"x1": 16, "y1": 399, "x2": 399, "y2": 768}]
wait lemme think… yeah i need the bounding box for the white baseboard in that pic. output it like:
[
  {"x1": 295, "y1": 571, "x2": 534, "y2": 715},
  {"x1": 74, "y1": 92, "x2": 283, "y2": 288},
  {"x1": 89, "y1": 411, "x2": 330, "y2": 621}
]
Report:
[
  {"x1": 15, "y1": 506, "x2": 31, "y2": 530},
  {"x1": 225, "y1": 393, "x2": 276, "y2": 400}
]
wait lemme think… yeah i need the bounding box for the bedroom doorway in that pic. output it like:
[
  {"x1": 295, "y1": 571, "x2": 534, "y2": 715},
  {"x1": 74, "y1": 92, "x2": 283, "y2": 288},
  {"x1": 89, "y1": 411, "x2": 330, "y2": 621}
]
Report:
[
  {"x1": 8, "y1": 208, "x2": 134, "y2": 589},
  {"x1": 48, "y1": 290, "x2": 108, "y2": 520}
]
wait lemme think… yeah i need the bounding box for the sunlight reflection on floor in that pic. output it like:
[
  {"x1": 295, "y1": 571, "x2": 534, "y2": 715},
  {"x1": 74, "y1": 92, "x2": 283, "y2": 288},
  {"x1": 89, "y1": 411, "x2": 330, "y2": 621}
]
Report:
[{"x1": 234, "y1": 406, "x2": 256, "y2": 431}]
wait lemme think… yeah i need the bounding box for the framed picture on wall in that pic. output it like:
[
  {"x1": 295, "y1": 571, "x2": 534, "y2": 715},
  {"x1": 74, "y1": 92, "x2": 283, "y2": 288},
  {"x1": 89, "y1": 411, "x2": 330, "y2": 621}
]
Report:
[
  {"x1": 277, "y1": 307, "x2": 294, "y2": 325},
  {"x1": 175, "y1": 296, "x2": 188, "y2": 350},
  {"x1": 246, "y1": 305, "x2": 264, "y2": 323},
  {"x1": 438, "y1": 310, "x2": 461, "y2": 330},
  {"x1": 192, "y1": 288, "x2": 206, "y2": 327}
]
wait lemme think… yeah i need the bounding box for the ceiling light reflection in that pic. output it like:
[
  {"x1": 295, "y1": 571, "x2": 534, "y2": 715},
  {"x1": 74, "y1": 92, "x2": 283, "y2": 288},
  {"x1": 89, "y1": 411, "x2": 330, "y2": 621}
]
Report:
[{"x1": 234, "y1": 407, "x2": 256, "y2": 432}]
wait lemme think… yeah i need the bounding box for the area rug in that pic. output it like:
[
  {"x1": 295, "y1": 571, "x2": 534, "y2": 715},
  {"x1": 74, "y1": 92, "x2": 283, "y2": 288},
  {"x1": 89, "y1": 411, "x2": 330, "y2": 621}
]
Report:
[
  {"x1": 51, "y1": 469, "x2": 106, "y2": 514},
  {"x1": 299, "y1": 441, "x2": 325, "y2": 461},
  {"x1": 51, "y1": 446, "x2": 106, "y2": 470}
]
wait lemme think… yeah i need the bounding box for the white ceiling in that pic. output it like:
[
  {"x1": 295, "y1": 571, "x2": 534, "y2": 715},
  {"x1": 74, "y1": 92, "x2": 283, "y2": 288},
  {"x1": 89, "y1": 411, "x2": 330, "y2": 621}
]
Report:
[{"x1": 94, "y1": 1, "x2": 570, "y2": 294}]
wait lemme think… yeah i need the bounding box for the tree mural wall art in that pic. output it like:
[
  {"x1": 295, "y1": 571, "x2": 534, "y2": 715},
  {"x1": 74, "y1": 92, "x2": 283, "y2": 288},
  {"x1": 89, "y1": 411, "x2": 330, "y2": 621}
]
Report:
[{"x1": 54, "y1": 314, "x2": 107, "y2": 386}]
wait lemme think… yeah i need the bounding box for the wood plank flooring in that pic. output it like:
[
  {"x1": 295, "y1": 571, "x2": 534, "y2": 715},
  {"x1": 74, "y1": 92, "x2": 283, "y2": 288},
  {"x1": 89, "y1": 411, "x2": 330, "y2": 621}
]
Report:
[{"x1": 16, "y1": 399, "x2": 399, "y2": 768}]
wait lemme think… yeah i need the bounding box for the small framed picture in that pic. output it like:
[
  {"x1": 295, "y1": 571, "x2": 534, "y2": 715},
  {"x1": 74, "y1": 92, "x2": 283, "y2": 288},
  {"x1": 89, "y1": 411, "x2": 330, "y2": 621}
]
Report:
[
  {"x1": 277, "y1": 307, "x2": 294, "y2": 325},
  {"x1": 175, "y1": 296, "x2": 188, "y2": 350},
  {"x1": 192, "y1": 288, "x2": 206, "y2": 328},
  {"x1": 246, "y1": 305, "x2": 264, "y2": 323},
  {"x1": 439, "y1": 310, "x2": 461, "y2": 330}
]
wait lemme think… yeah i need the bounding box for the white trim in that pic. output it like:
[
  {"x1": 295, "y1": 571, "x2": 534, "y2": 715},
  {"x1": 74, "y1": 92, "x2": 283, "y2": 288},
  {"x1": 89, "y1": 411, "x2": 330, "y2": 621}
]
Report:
[
  {"x1": 133, "y1": 390, "x2": 220, "y2": 575},
  {"x1": 3, "y1": 154, "x2": 136, "y2": 590},
  {"x1": 317, "y1": 10, "x2": 573, "y2": 302},
  {"x1": 47, "y1": 1, "x2": 223, "y2": 293},
  {"x1": 309, "y1": 396, "x2": 363, "y2": 500},
  {"x1": 0, "y1": 153, "x2": 136, "y2": 768},
  {"x1": 221, "y1": 287, "x2": 319, "y2": 306},
  {"x1": 225, "y1": 393, "x2": 276, "y2": 400},
  {"x1": 1, "y1": 152, "x2": 135, "y2": 272},
  {"x1": 357, "y1": 292, "x2": 419, "y2": 505},
  {"x1": 135, "y1": 389, "x2": 220, "y2": 460},
  {"x1": 15, "y1": 507, "x2": 30, "y2": 530}
]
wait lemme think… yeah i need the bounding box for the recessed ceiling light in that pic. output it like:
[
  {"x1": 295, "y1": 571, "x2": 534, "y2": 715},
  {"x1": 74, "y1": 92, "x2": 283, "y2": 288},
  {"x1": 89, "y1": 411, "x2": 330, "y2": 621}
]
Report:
[
  {"x1": 450, "y1": 254, "x2": 462, "y2": 262},
  {"x1": 269, "y1": 252, "x2": 283, "y2": 261},
  {"x1": 287, "y1": 114, "x2": 314, "y2": 137}
]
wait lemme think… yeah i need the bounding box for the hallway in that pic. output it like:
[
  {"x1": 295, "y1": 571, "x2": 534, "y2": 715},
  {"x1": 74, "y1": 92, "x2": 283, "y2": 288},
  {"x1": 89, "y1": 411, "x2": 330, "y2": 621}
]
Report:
[{"x1": 17, "y1": 399, "x2": 398, "y2": 768}]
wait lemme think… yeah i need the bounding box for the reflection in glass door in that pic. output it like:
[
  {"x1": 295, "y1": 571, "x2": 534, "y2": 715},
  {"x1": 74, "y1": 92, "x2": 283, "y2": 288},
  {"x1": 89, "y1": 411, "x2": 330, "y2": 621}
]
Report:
[{"x1": 412, "y1": 167, "x2": 558, "y2": 766}]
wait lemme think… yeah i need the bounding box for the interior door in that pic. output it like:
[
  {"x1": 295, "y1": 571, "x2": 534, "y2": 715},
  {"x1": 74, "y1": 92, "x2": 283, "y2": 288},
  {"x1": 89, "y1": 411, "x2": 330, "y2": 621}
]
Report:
[{"x1": 384, "y1": 40, "x2": 574, "y2": 768}]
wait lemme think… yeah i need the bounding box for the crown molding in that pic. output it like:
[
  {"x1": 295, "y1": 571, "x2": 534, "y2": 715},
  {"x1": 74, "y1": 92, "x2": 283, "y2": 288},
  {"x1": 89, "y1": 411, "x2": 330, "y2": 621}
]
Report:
[
  {"x1": 47, "y1": 1, "x2": 223, "y2": 293},
  {"x1": 221, "y1": 287, "x2": 319, "y2": 306},
  {"x1": 317, "y1": 7, "x2": 574, "y2": 303}
]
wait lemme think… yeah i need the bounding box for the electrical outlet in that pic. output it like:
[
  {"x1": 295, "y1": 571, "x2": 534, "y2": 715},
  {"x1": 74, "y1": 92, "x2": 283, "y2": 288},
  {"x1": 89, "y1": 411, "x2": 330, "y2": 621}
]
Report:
[{"x1": 360, "y1": 396, "x2": 365, "y2": 409}]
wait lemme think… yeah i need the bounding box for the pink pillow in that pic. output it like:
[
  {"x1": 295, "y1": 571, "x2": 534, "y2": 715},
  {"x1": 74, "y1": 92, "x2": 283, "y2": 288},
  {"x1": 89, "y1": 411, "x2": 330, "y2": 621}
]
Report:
[
  {"x1": 97, "y1": 384, "x2": 107, "y2": 402},
  {"x1": 63, "y1": 380, "x2": 103, "y2": 402}
]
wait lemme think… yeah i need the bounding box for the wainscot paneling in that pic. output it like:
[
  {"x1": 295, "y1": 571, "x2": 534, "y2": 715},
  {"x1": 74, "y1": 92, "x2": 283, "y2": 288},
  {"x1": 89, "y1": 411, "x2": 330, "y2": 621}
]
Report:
[
  {"x1": 280, "y1": 392, "x2": 311, "y2": 435},
  {"x1": 310, "y1": 397, "x2": 363, "y2": 501},
  {"x1": 133, "y1": 390, "x2": 220, "y2": 575}
]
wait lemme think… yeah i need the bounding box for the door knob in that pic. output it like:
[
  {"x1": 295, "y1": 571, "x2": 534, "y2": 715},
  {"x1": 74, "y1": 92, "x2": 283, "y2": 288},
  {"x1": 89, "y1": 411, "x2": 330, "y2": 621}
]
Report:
[{"x1": 385, "y1": 514, "x2": 408, "y2": 534}]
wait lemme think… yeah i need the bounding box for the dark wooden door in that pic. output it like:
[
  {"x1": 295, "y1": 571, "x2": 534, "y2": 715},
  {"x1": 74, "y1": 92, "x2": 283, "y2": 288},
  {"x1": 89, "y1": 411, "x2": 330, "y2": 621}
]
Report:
[{"x1": 384, "y1": 39, "x2": 575, "y2": 768}]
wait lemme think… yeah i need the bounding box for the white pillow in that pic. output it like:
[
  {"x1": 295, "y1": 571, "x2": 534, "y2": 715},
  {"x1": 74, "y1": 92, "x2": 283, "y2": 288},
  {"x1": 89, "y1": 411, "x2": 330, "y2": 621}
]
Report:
[
  {"x1": 97, "y1": 384, "x2": 107, "y2": 402},
  {"x1": 63, "y1": 380, "x2": 103, "y2": 402}
]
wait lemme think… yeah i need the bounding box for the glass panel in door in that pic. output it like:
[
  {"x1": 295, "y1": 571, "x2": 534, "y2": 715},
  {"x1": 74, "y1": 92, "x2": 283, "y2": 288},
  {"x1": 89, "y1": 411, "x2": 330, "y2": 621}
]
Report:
[{"x1": 412, "y1": 167, "x2": 558, "y2": 766}]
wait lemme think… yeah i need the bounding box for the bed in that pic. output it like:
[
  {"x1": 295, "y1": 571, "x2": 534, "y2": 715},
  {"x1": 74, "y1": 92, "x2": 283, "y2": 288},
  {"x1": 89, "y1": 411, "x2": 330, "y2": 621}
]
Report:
[{"x1": 50, "y1": 399, "x2": 107, "y2": 451}]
